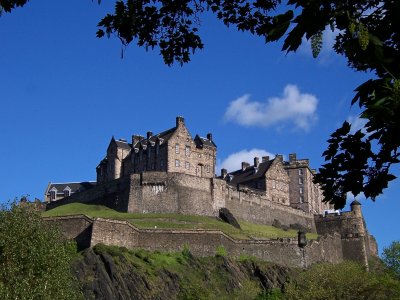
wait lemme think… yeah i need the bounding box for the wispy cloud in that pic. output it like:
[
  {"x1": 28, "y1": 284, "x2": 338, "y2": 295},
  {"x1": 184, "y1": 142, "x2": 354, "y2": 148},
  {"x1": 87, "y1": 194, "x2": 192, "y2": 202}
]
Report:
[
  {"x1": 218, "y1": 149, "x2": 276, "y2": 173},
  {"x1": 224, "y1": 84, "x2": 318, "y2": 131},
  {"x1": 347, "y1": 115, "x2": 368, "y2": 133}
]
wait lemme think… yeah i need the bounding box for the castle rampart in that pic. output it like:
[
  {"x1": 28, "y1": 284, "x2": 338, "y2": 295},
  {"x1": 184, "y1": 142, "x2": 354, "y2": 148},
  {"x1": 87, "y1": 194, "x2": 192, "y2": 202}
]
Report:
[{"x1": 44, "y1": 215, "x2": 344, "y2": 268}]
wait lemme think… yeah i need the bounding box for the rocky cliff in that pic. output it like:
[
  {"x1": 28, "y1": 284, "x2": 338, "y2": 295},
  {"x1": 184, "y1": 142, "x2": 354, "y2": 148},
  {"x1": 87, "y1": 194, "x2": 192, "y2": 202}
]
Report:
[{"x1": 72, "y1": 244, "x2": 292, "y2": 299}]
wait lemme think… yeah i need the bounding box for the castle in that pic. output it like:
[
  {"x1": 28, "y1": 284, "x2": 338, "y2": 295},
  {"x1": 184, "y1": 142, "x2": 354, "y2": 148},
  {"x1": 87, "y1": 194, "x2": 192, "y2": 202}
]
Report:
[{"x1": 45, "y1": 116, "x2": 377, "y2": 268}]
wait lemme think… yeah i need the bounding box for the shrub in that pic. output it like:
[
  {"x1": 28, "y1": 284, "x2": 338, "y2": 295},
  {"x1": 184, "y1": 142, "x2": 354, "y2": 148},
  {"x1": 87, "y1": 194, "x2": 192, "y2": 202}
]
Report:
[{"x1": 215, "y1": 245, "x2": 228, "y2": 257}]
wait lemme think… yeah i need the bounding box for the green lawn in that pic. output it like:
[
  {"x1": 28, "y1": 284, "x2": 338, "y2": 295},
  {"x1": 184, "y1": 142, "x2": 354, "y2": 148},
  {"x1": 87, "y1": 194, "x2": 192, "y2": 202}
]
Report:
[{"x1": 43, "y1": 203, "x2": 318, "y2": 240}]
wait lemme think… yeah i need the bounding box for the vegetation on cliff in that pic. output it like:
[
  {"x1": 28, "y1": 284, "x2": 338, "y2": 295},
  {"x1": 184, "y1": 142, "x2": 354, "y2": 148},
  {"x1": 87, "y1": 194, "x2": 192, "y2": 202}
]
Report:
[
  {"x1": 0, "y1": 201, "x2": 82, "y2": 300},
  {"x1": 73, "y1": 244, "x2": 400, "y2": 300},
  {"x1": 43, "y1": 203, "x2": 318, "y2": 240}
]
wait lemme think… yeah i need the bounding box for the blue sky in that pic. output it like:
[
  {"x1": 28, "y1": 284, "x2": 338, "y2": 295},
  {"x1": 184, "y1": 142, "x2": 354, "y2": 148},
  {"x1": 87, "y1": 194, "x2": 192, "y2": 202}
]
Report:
[{"x1": 1, "y1": 1, "x2": 398, "y2": 254}]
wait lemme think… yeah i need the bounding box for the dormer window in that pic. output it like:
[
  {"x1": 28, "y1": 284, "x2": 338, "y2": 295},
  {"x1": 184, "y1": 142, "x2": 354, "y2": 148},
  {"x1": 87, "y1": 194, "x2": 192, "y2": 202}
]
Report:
[
  {"x1": 63, "y1": 187, "x2": 71, "y2": 197},
  {"x1": 49, "y1": 188, "x2": 57, "y2": 201}
]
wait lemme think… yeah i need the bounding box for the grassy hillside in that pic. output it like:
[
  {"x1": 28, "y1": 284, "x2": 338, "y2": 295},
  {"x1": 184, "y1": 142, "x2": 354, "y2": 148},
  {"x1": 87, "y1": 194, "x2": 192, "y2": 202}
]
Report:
[{"x1": 43, "y1": 203, "x2": 318, "y2": 240}]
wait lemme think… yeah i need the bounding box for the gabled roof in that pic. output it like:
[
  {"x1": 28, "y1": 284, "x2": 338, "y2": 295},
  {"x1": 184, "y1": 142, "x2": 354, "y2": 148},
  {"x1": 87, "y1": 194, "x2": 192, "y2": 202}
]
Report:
[
  {"x1": 194, "y1": 135, "x2": 216, "y2": 148},
  {"x1": 226, "y1": 160, "x2": 274, "y2": 186},
  {"x1": 46, "y1": 182, "x2": 96, "y2": 195},
  {"x1": 134, "y1": 127, "x2": 177, "y2": 149}
]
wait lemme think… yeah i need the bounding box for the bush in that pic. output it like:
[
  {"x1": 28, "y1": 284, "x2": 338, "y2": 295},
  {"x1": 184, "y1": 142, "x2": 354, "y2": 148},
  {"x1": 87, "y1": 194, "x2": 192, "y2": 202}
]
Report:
[
  {"x1": 284, "y1": 261, "x2": 400, "y2": 300},
  {"x1": 215, "y1": 245, "x2": 228, "y2": 257}
]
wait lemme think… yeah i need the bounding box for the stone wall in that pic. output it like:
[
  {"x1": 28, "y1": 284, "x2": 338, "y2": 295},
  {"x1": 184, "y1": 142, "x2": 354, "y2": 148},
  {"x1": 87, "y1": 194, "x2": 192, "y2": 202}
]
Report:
[
  {"x1": 46, "y1": 176, "x2": 131, "y2": 212},
  {"x1": 43, "y1": 215, "x2": 93, "y2": 250},
  {"x1": 225, "y1": 185, "x2": 316, "y2": 231},
  {"x1": 47, "y1": 215, "x2": 345, "y2": 268}
]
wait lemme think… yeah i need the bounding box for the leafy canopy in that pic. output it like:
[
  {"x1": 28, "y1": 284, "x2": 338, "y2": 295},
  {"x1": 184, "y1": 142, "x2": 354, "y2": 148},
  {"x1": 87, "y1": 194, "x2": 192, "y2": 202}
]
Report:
[
  {"x1": 382, "y1": 241, "x2": 400, "y2": 278},
  {"x1": 0, "y1": 200, "x2": 81, "y2": 300},
  {"x1": 2, "y1": 0, "x2": 400, "y2": 208}
]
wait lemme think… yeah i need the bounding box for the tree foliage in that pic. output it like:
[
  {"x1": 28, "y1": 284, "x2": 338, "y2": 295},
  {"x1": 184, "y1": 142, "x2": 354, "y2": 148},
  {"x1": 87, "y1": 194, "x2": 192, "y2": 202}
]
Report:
[
  {"x1": 382, "y1": 241, "x2": 400, "y2": 278},
  {"x1": 284, "y1": 261, "x2": 400, "y2": 300},
  {"x1": 2, "y1": 0, "x2": 400, "y2": 208},
  {"x1": 0, "y1": 200, "x2": 81, "y2": 300}
]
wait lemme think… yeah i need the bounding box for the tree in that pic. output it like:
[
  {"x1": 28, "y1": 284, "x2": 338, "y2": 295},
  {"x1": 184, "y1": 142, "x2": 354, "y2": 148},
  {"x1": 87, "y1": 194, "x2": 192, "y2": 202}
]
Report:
[
  {"x1": 382, "y1": 241, "x2": 400, "y2": 278},
  {"x1": 2, "y1": 1, "x2": 400, "y2": 208},
  {"x1": 0, "y1": 200, "x2": 81, "y2": 299},
  {"x1": 284, "y1": 261, "x2": 400, "y2": 299}
]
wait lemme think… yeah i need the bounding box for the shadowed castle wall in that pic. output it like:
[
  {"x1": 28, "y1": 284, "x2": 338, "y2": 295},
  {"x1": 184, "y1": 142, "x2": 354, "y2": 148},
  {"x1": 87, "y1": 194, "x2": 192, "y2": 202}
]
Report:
[{"x1": 46, "y1": 215, "x2": 344, "y2": 268}]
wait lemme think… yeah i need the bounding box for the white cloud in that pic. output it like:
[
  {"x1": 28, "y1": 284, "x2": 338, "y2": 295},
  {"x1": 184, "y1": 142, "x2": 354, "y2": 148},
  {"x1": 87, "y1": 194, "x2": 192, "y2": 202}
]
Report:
[
  {"x1": 218, "y1": 149, "x2": 276, "y2": 173},
  {"x1": 347, "y1": 115, "x2": 368, "y2": 133},
  {"x1": 224, "y1": 84, "x2": 318, "y2": 131}
]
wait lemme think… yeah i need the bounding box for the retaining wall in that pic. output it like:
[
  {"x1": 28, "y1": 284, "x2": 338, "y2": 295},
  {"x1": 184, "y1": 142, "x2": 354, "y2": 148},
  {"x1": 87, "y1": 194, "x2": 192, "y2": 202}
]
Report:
[{"x1": 46, "y1": 215, "x2": 346, "y2": 268}]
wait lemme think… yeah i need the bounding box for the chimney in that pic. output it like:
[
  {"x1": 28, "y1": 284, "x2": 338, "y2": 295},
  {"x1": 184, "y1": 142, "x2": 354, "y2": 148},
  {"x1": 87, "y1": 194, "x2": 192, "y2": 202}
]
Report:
[
  {"x1": 176, "y1": 116, "x2": 185, "y2": 127},
  {"x1": 147, "y1": 131, "x2": 153, "y2": 139},
  {"x1": 262, "y1": 156, "x2": 270, "y2": 163},
  {"x1": 207, "y1": 133, "x2": 212, "y2": 141},
  {"x1": 221, "y1": 168, "x2": 227, "y2": 178},
  {"x1": 241, "y1": 162, "x2": 250, "y2": 171},
  {"x1": 254, "y1": 157, "x2": 259, "y2": 168},
  {"x1": 275, "y1": 154, "x2": 283, "y2": 162},
  {"x1": 289, "y1": 153, "x2": 297, "y2": 163}
]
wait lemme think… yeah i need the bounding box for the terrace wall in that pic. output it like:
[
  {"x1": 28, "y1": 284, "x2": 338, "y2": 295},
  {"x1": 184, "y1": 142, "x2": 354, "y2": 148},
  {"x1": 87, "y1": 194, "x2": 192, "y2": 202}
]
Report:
[{"x1": 45, "y1": 215, "x2": 351, "y2": 268}]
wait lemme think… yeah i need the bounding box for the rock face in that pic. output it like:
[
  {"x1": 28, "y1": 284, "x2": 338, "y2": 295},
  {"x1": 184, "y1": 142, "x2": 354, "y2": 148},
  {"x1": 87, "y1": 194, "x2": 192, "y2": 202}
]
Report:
[
  {"x1": 73, "y1": 245, "x2": 291, "y2": 299},
  {"x1": 219, "y1": 208, "x2": 241, "y2": 229}
]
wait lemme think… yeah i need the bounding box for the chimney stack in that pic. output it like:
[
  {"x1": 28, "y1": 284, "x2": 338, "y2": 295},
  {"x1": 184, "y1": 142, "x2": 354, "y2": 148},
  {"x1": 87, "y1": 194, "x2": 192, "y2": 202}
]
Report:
[
  {"x1": 147, "y1": 131, "x2": 153, "y2": 139},
  {"x1": 262, "y1": 156, "x2": 270, "y2": 163},
  {"x1": 289, "y1": 153, "x2": 297, "y2": 163},
  {"x1": 221, "y1": 168, "x2": 227, "y2": 178},
  {"x1": 176, "y1": 116, "x2": 185, "y2": 127},
  {"x1": 241, "y1": 162, "x2": 250, "y2": 171},
  {"x1": 254, "y1": 157, "x2": 259, "y2": 167},
  {"x1": 207, "y1": 133, "x2": 212, "y2": 141}
]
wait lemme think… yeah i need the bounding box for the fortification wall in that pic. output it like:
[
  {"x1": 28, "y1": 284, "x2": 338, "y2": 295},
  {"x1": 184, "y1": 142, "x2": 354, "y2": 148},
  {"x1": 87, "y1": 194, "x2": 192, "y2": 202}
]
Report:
[
  {"x1": 43, "y1": 215, "x2": 93, "y2": 250},
  {"x1": 225, "y1": 186, "x2": 316, "y2": 231},
  {"x1": 46, "y1": 215, "x2": 346, "y2": 268},
  {"x1": 127, "y1": 172, "x2": 216, "y2": 216},
  {"x1": 46, "y1": 176, "x2": 131, "y2": 212}
]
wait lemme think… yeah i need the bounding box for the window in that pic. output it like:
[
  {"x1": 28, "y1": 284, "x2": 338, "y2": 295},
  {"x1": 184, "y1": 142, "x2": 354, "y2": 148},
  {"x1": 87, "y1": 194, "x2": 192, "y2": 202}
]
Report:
[
  {"x1": 175, "y1": 143, "x2": 180, "y2": 154},
  {"x1": 64, "y1": 189, "x2": 71, "y2": 197},
  {"x1": 298, "y1": 169, "x2": 303, "y2": 175},
  {"x1": 185, "y1": 146, "x2": 190, "y2": 156},
  {"x1": 300, "y1": 195, "x2": 304, "y2": 203},
  {"x1": 175, "y1": 159, "x2": 180, "y2": 167},
  {"x1": 156, "y1": 144, "x2": 159, "y2": 155},
  {"x1": 151, "y1": 163, "x2": 155, "y2": 170},
  {"x1": 160, "y1": 159, "x2": 164, "y2": 167},
  {"x1": 299, "y1": 187, "x2": 304, "y2": 194},
  {"x1": 185, "y1": 161, "x2": 190, "y2": 169},
  {"x1": 299, "y1": 177, "x2": 304, "y2": 185},
  {"x1": 206, "y1": 165, "x2": 210, "y2": 173},
  {"x1": 50, "y1": 190, "x2": 56, "y2": 201}
]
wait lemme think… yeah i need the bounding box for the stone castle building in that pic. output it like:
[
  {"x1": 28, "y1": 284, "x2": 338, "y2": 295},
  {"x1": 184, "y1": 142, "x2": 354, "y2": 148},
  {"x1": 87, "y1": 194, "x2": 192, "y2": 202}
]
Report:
[
  {"x1": 87, "y1": 116, "x2": 329, "y2": 216},
  {"x1": 46, "y1": 116, "x2": 377, "y2": 269}
]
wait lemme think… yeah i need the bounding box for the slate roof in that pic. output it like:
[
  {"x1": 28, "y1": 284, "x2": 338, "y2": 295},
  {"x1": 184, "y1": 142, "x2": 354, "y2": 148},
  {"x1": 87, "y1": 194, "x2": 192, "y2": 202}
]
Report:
[
  {"x1": 194, "y1": 135, "x2": 217, "y2": 148},
  {"x1": 134, "y1": 127, "x2": 177, "y2": 148},
  {"x1": 226, "y1": 160, "x2": 274, "y2": 186},
  {"x1": 46, "y1": 182, "x2": 96, "y2": 195},
  {"x1": 114, "y1": 139, "x2": 131, "y2": 150}
]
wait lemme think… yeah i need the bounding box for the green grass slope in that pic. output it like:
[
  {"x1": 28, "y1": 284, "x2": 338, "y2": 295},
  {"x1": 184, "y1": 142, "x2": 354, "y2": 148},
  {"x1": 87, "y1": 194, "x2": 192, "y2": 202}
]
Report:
[{"x1": 43, "y1": 203, "x2": 318, "y2": 240}]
